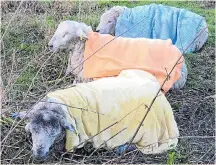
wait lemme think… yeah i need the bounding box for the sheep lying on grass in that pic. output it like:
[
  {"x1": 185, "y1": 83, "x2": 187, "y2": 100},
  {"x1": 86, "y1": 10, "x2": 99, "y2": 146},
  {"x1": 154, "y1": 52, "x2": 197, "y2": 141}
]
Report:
[
  {"x1": 96, "y1": 4, "x2": 208, "y2": 54},
  {"x1": 48, "y1": 20, "x2": 187, "y2": 91},
  {"x1": 12, "y1": 69, "x2": 179, "y2": 160}
]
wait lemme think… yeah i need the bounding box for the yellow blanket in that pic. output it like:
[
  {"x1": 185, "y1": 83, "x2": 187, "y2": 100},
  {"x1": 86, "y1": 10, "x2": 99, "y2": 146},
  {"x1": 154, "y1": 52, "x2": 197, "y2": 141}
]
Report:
[{"x1": 47, "y1": 69, "x2": 179, "y2": 154}]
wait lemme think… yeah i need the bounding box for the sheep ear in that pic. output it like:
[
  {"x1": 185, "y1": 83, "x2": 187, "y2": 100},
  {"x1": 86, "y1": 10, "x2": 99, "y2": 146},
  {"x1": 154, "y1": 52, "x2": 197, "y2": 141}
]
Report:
[
  {"x1": 87, "y1": 26, "x2": 92, "y2": 32},
  {"x1": 105, "y1": 7, "x2": 109, "y2": 12},
  {"x1": 60, "y1": 118, "x2": 76, "y2": 132},
  {"x1": 76, "y1": 28, "x2": 88, "y2": 40},
  {"x1": 65, "y1": 124, "x2": 76, "y2": 132},
  {"x1": 80, "y1": 32, "x2": 88, "y2": 40},
  {"x1": 114, "y1": 8, "x2": 122, "y2": 17}
]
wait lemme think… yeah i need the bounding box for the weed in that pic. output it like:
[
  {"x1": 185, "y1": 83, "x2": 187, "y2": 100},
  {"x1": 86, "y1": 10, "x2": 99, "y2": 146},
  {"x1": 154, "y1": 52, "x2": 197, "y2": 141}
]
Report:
[{"x1": 167, "y1": 151, "x2": 177, "y2": 164}]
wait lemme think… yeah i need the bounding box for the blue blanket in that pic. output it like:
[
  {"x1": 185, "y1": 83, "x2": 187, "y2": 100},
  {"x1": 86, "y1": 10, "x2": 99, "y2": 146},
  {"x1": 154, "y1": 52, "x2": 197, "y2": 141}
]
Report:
[{"x1": 115, "y1": 4, "x2": 208, "y2": 54}]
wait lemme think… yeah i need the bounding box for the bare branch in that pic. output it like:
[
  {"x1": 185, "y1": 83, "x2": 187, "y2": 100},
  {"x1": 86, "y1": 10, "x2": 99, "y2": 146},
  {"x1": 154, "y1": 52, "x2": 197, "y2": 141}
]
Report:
[{"x1": 118, "y1": 26, "x2": 208, "y2": 161}]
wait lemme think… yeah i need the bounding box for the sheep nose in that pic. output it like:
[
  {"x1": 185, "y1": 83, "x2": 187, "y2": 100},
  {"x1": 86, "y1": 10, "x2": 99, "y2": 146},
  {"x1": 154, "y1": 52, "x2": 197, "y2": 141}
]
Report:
[
  {"x1": 33, "y1": 149, "x2": 48, "y2": 159},
  {"x1": 41, "y1": 151, "x2": 48, "y2": 158},
  {"x1": 48, "y1": 44, "x2": 53, "y2": 49},
  {"x1": 48, "y1": 44, "x2": 54, "y2": 51}
]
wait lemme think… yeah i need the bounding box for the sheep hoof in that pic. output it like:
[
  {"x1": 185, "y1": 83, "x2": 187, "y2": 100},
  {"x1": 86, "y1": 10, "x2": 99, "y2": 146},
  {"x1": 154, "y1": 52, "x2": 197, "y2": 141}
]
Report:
[{"x1": 114, "y1": 144, "x2": 136, "y2": 155}]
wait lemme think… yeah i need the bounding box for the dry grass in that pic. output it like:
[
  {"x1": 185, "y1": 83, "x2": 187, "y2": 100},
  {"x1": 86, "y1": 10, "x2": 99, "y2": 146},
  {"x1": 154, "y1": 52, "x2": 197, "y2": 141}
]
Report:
[{"x1": 1, "y1": 1, "x2": 215, "y2": 164}]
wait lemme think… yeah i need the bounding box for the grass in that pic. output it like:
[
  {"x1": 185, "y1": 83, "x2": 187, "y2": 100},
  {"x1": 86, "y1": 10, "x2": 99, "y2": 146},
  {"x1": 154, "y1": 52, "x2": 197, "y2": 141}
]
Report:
[
  {"x1": 1, "y1": 0, "x2": 215, "y2": 164},
  {"x1": 167, "y1": 151, "x2": 177, "y2": 164}
]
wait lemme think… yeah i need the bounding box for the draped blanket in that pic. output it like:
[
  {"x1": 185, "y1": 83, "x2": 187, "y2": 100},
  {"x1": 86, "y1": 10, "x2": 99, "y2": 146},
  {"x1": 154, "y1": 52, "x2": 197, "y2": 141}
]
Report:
[
  {"x1": 83, "y1": 32, "x2": 184, "y2": 93},
  {"x1": 47, "y1": 69, "x2": 179, "y2": 154},
  {"x1": 115, "y1": 4, "x2": 208, "y2": 54}
]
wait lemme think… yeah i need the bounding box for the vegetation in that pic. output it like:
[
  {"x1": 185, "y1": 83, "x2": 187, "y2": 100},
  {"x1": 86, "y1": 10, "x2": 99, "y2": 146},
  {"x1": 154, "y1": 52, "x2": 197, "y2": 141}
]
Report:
[{"x1": 1, "y1": 1, "x2": 215, "y2": 164}]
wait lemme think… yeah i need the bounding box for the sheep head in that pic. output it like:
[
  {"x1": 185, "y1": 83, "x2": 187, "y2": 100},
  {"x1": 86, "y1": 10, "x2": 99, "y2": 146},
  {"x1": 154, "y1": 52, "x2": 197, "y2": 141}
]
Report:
[
  {"x1": 48, "y1": 20, "x2": 92, "y2": 52},
  {"x1": 13, "y1": 100, "x2": 76, "y2": 160},
  {"x1": 96, "y1": 6, "x2": 126, "y2": 35}
]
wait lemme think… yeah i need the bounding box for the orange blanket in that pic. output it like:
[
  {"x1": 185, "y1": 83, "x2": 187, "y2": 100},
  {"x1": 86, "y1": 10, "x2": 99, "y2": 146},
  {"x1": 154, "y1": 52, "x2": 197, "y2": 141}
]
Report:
[{"x1": 83, "y1": 32, "x2": 184, "y2": 93}]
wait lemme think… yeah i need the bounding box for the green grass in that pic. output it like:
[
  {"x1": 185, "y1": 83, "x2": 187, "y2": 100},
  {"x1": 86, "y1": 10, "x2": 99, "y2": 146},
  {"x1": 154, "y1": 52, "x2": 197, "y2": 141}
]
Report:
[
  {"x1": 167, "y1": 151, "x2": 177, "y2": 164},
  {"x1": 46, "y1": 15, "x2": 57, "y2": 28},
  {"x1": 16, "y1": 67, "x2": 38, "y2": 85},
  {"x1": 184, "y1": 53, "x2": 198, "y2": 87}
]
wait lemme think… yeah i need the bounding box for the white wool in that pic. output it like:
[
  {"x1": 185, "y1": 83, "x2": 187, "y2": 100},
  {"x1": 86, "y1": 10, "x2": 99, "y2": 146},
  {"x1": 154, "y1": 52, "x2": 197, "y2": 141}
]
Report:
[
  {"x1": 48, "y1": 20, "x2": 93, "y2": 83},
  {"x1": 48, "y1": 20, "x2": 92, "y2": 52},
  {"x1": 66, "y1": 40, "x2": 92, "y2": 83}
]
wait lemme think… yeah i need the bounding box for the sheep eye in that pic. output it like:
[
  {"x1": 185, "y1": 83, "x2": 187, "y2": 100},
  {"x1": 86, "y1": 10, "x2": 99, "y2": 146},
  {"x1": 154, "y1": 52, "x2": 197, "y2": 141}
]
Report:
[{"x1": 108, "y1": 21, "x2": 112, "y2": 24}]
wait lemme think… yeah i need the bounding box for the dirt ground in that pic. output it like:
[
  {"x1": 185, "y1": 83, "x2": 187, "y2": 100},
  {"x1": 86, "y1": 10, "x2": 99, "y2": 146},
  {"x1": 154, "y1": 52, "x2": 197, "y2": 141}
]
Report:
[{"x1": 1, "y1": 1, "x2": 215, "y2": 164}]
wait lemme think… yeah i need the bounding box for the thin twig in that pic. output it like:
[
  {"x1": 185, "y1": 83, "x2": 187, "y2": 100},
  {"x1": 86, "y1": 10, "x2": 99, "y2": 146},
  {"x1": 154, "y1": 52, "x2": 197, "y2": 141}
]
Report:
[
  {"x1": 1, "y1": 0, "x2": 24, "y2": 40},
  {"x1": 4, "y1": 49, "x2": 50, "y2": 95},
  {"x1": 21, "y1": 52, "x2": 56, "y2": 102},
  {"x1": 83, "y1": 127, "x2": 127, "y2": 163},
  {"x1": 104, "y1": 135, "x2": 215, "y2": 164},
  {"x1": 118, "y1": 26, "x2": 208, "y2": 161},
  {"x1": 9, "y1": 145, "x2": 28, "y2": 164},
  {"x1": 59, "y1": 102, "x2": 145, "y2": 162},
  {"x1": 59, "y1": 121, "x2": 119, "y2": 162}
]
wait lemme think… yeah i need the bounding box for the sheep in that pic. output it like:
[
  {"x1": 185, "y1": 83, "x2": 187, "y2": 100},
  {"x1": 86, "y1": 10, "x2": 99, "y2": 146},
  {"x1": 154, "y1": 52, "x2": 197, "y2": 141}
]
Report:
[
  {"x1": 96, "y1": 4, "x2": 208, "y2": 54},
  {"x1": 12, "y1": 97, "x2": 135, "y2": 159},
  {"x1": 48, "y1": 20, "x2": 93, "y2": 83},
  {"x1": 11, "y1": 98, "x2": 70, "y2": 159},
  {"x1": 48, "y1": 20, "x2": 187, "y2": 91},
  {"x1": 12, "y1": 69, "x2": 179, "y2": 160}
]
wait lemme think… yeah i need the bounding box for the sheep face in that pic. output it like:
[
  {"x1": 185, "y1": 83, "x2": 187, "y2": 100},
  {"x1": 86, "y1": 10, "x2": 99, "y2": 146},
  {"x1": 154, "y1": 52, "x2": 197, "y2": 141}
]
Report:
[
  {"x1": 96, "y1": 6, "x2": 126, "y2": 35},
  {"x1": 25, "y1": 111, "x2": 64, "y2": 159},
  {"x1": 48, "y1": 20, "x2": 92, "y2": 52},
  {"x1": 14, "y1": 100, "x2": 76, "y2": 160}
]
